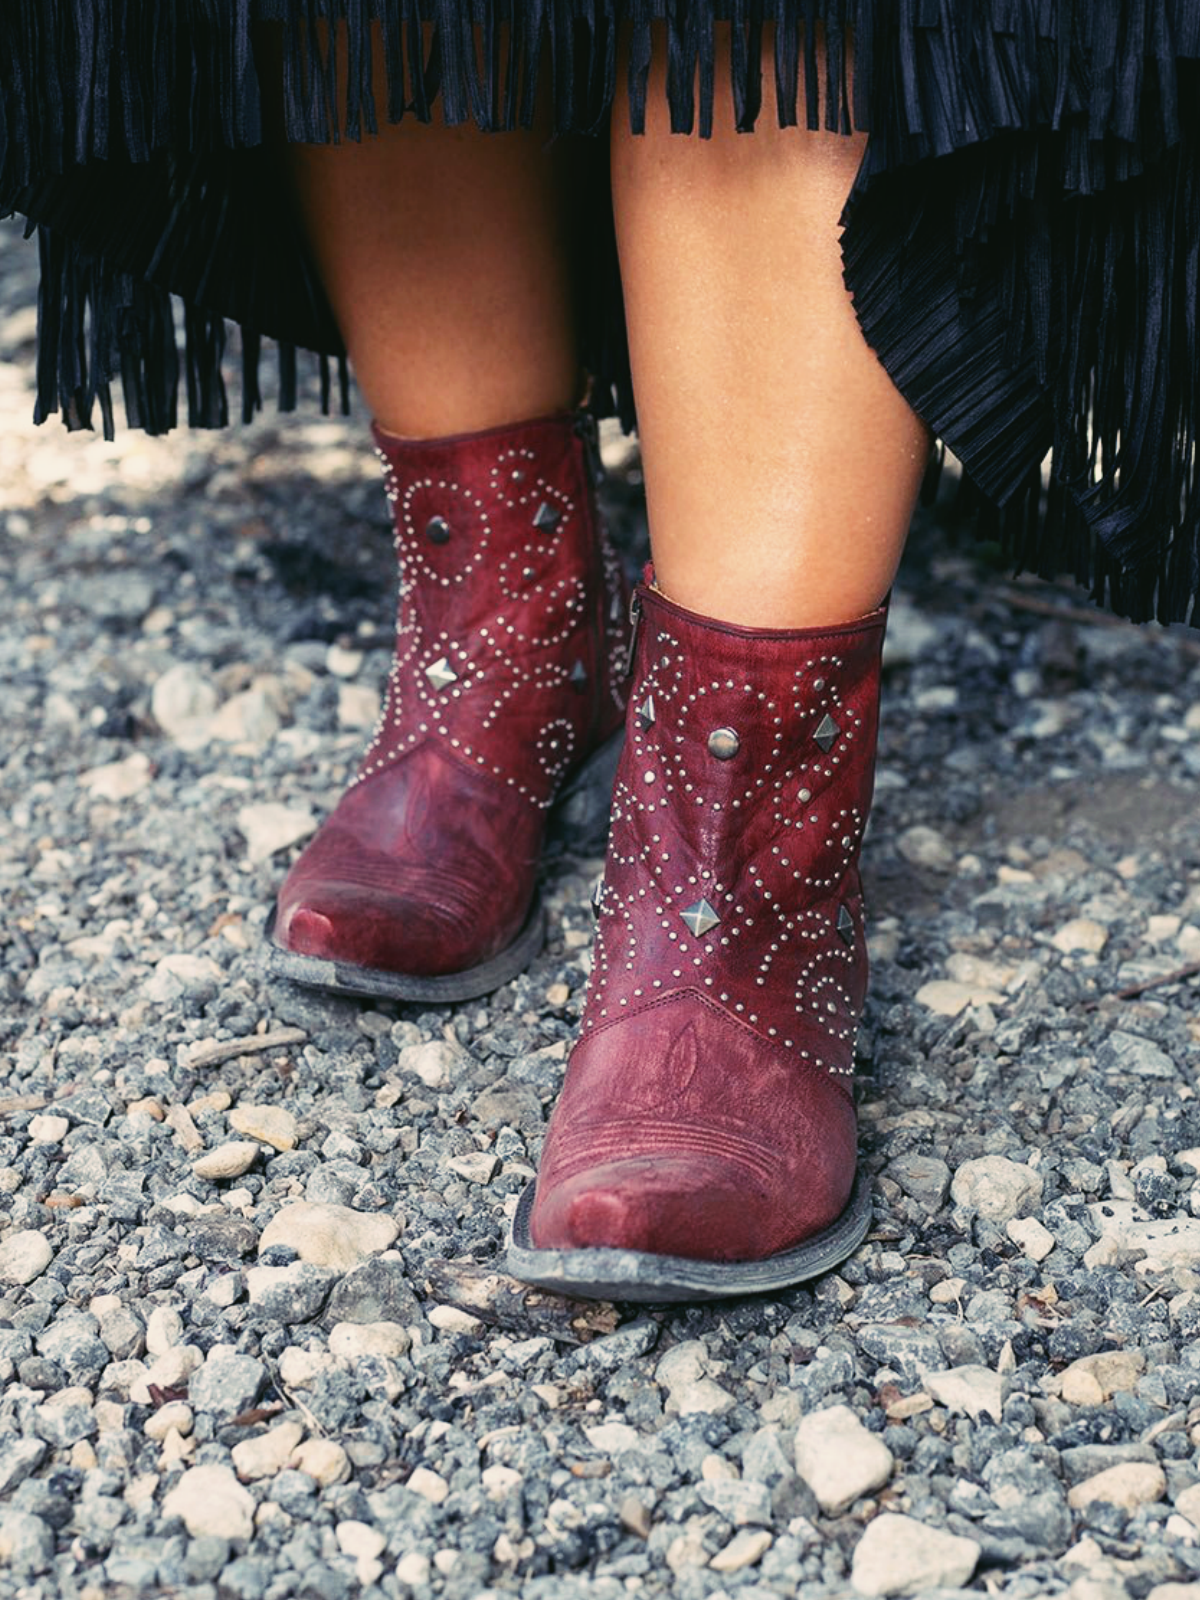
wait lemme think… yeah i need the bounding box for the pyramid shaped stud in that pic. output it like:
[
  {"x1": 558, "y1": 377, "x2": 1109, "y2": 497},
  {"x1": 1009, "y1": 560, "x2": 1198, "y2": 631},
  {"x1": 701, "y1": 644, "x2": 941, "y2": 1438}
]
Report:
[
  {"x1": 814, "y1": 713, "x2": 840, "y2": 752},
  {"x1": 836, "y1": 904, "x2": 855, "y2": 946},
  {"x1": 425, "y1": 515, "x2": 451, "y2": 545},
  {"x1": 425, "y1": 657, "x2": 458, "y2": 691},
  {"x1": 533, "y1": 501, "x2": 561, "y2": 532},
  {"x1": 569, "y1": 659, "x2": 588, "y2": 690},
  {"x1": 636, "y1": 695, "x2": 655, "y2": 732},
  {"x1": 681, "y1": 898, "x2": 720, "y2": 938},
  {"x1": 591, "y1": 875, "x2": 605, "y2": 918}
]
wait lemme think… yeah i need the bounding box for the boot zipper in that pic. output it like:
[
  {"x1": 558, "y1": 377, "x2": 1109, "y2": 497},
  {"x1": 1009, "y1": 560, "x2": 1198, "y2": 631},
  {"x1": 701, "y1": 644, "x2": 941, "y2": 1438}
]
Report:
[{"x1": 624, "y1": 590, "x2": 642, "y2": 678}]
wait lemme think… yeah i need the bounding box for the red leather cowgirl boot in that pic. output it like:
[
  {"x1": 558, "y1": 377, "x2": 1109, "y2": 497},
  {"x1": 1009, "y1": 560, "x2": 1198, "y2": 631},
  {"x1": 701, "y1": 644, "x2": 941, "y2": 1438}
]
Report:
[
  {"x1": 269, "y1": 412, "x2": 631, "y2": 1002},
  {"x1": 509, "y1": 574, "x2": 885, "y2": 1299}
]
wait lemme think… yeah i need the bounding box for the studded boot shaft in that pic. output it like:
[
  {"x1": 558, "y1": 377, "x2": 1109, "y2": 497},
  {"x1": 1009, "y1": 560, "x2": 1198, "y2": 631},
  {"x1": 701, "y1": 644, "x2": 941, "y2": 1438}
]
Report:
[
  {"x1": 512, "y1": 577, "x2": 886, "y2": 1297},
  {"x1": 271, "y1": 411, "x2": 630, "y2": 1001}
]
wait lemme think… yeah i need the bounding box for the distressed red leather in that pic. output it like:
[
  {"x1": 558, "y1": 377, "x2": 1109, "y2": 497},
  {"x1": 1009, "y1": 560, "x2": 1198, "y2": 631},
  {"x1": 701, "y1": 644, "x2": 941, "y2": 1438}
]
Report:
[
  {"x1": 530, "y1": 579, "x2": 886, "y2": 1261},
  {"x1": 274, "y1": 412, "x2": 629, "y2": 983}
]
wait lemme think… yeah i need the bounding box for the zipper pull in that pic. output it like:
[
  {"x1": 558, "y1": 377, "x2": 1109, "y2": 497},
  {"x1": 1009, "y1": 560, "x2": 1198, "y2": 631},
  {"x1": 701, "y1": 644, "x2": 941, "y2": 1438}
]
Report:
[{"x1": 623, "y1": 589, "x2": 642, "y2": 678}]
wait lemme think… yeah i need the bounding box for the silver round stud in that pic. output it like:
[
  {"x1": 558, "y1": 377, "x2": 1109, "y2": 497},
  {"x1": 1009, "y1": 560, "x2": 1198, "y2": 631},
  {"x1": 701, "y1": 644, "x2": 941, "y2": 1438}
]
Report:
[{"x1": 707, "y1": 727, "x2": 740, "y2": 760}]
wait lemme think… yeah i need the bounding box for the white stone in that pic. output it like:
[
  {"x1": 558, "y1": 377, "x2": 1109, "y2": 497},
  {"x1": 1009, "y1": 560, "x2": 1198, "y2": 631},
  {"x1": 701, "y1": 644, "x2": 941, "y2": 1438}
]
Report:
[
  {"x1": 80, "y1": 751, "x2": 155, "y2": 800},
  {"x1": 1086, "y1": 1199, "x2": 1200, "y2": 1268},
  {"x1": 1067, "y1": 1463, "x2": 1167, "y2": 1512},
  {"x1": 397, "y1": 1039, "x2": 470, "y2": 1090},
  {"x1": 851, "y1": 1514, "x2": 980, "y2": 1596},
  {"x1": 408, "y1": 1466, "x2": 449, "y2": 1505},
  {"x1": 1059, "y1": 1351, "x2": 1145, "y2": 1405},
  {"x1": 328, "y1": 1322, "x2": 411, "y2": 1362},
  {"x1": 231, "y1": 1421, "x2": 305, "y2": 1480},
  {"x1": 0, "y1": 1230, "x2": 53, "y2": 1285},
  {"x1": 152, "y1": 664, "x2": 219, "y2": 740},
  {"x1": 446, "y1": 1151, "x2": 499, "y2": 1184},
  {"x1": 278, "y1": 1347, "x2": 335, "y2": 1389},
  {"x1": 129, "y1": 1346, "x2": 203, "y2": 1405},
  {"x1": 950, "y1": 1155, "x2": 1043, "y2": 1221},
  {"x1": 394, "y1": 1551, "x2": 431, "y2": 1586},
  {"x1": 794, "y1": 1405, "x2": 894, "y2": 1516},
  {"x1": 338, "y1": 683, "x2": 381, "y2": 730},
  {"x1": 145, "y1": 953, "x2": 222, "y2": 1005},
  {"x1": 237, "y1": 802, "x2": 317, "y2": 864},
  {"x1": 1176, "y1": 1483, "x2": 1200, "y2": 1526},
  {"x1": 28, "y1": 1113, "x2": 69, "y2": 1144},
  {"x1": 1145, "y1": 1586, "x2": 1200, "y2": 1600},
  {"x1": 161, "y1": 1464, "x2": 254, "y2": 1540},
  {"x1": 427, "y1": 1305, "x2": 483, "y2": 1335},
  {"x1": 229, "y1": 1105, "x2": 297, "y2": 1151},
  {"x1": 922, "y1": 1367, "x2": 1005, "y2": 1422},
  {"x1": 336, "y1": 1520, "x2": 386, "y2": 1561},
  {"x1": 1052, "y1": 918, "x2": 1109, "y2": 955},
  {"x1": 1006, "y1": 1216, "x2": 1056, "y2": 1261},
  {"x1": 710, "y1": 1529, "x2": 772, "y2": 1573},
  {"x1": 193, "y1": 1141, "x2": 260, "y2": 1181},
  {"x1": 915, "y1": 979, "x2": 1005, "y2": 1017},
  {"x1": 208, "y1": 686, "x2": 281, "y2": 747},
  {"x1": 897, "y1": 826, "x2": 955, "y2": 872},
  {"x1": 258, "y1": 1202, "x2": 400, "y2": 1271},
  {"x1": 326, "y1": 643, "x2": 364, "y2": 678},
  {"x1": 145, "y1": 1402, "x2": 193, "y2": 1441},
  {"x1": 290, "y1": 1439, "x2": 350, "y2": 1486},
  {"x1": 482, "y1": 1465, "x2": 523, "y2": 1499},
  {"x1": 145, "y1": 1307, "x2": 185, "y2": 1357},
  {"x1": 584, "y1": 1422, "x2": 642, "y2": 1456}
]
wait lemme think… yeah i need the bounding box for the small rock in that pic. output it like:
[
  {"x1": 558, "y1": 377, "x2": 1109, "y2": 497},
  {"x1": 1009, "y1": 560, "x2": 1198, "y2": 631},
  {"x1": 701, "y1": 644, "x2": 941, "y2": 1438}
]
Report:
[
  {"x1": 407, "y1": 1466, "x2": 449, "y2": 1505},
  {"x1": 145, "y1": 1402, "x2": 193, "y2": 1441},
  {"x1": 446, "y1": 1150, "x2": 499, "y2": 1184},
  {"x1": 0, "y1": 1230, "x2": 53, "y2": 1285},
  {"x1": 208, "y1": 686, "x2": 281, "y2": 746},
  {"x1": 950, "y1": 1155, "x2": 1043, "y2": 1221},
  {"x1": 27, "y1": 1113, "x2": 70, "y2": 1143},
  {"x1": 193, "y1": 1141, "x2": 260, "y2": 1180},
  {"x1": 794, "y1": 1404, "x2": 894, "y2": 1516},
  {"x1": 657, "y1": 1341, "x2": 735, "y2": 1417},
  {"x1": 887, "y1": 1154, "x2": 951, "y2": 1210},
  {"x1": 394, "y1": 1551, "x2": 431, "y2": 1587},
  {"x1": 397, "y1": 1039, "x2": 471, "y2": 1090},
  {"x1": 326, "y1": 643, "x2": 364, "y2": 678},
  {"x1": 0, "y1": 1439, "x2": 47, "y2": 1496},
  {"x1": 427, "y1": 1305, "x2": 484, "y2": 1335},
  {"x1": 237, "y1": 803, "x2": 317, "y2": 864},
  {"x1": 80, "y1": 751, "x2": 155, "y2": 800},
  {"x1": 1052, "y1": 919, "x2": 1109, "y2": 956},
  {"x1": 337, "y1": 683, "x2": 380, "y2": 730},
  {"x1": 328, "y1": 1321, "x2": 411, "y2": 1362},
  {"x1": 1059, "y1": 1351, "x2": 1145, "y2": 1404},
  {"x1": 923, "y1": 1366, "x2": 1005, "y2": 1422},
  {"x1": 699, "y1": 1480, "x2": 773, "y2": 1527},
  {"x1": 710, "y1": 1529, "x2": 772, "y2": 1573},
  {"x1": 0, "y1": 1508, "x2": 54, "y2": 1574},
  {"x1": 231, "y1": 1421, "x2": 305, "y2": 1480},
  {"x1": 229, "y1": 1105, "x2": 297, "y2": 1152},
  {"x1": 145, "y1": 953, "x2": 222, "y2": 1006},
  {"x1": 162, "y1": 1464, "x2": 255, "y2": 1540},
  {"x1": 584, "y1": 1422, "x2": 642, "y2": 1456},
  {"x1": 1067, "y1": 1463, "x2": 1167, "y2": 1512},
  {"x1": 258, "y1": 1201, "x2": 400, "y2": 1271},
  {"x1": 897, "y1": 826, "x2": 955, "y2": 872},
  {"x1": 145, "y1": 1306, "x2": 185, "y2": 1356},
  {"x1": 1176, "y1": 1483, "x2": 1200, "y2": 1526},
  {"x1": 620, "y1": 1496, "x2": 653, "y2": 1539},
  {"x1": 1007, "y1": 1216, "x2": 1056, "y2": 1261},
  {"x1": 336, "y1": 1521, "x2": 386, "y2": 1561},
  {"x1": 152, "y1": 664, "x2": 219, "y2": 740},
  {"x1": 1097, "y1": 1031, "x2": 1177, "y2": 1080},
  {"x1": 290, "y1": 1439, "x2": 350, "y2": 1486},
  {"x1": 915, "y1": 979, "x2": 1004, "y2": 1017},
  {"x1": 245, "y1": 1263, "x2": 334, "y2": 1324},
  {"x1": 851, "y1": 1514, "x2": 980, "y2": 1596},
  {"x1": 187, "y1": 1352, "x2": 266, "y2": 1417}
]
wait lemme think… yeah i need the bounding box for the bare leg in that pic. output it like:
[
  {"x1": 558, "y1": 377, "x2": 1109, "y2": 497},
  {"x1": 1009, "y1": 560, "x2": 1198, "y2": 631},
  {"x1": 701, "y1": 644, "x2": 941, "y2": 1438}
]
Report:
[
  {"x1": 283, "y1": 28, "x2": 582, "y2": 437},
  {"x1": 610, "y1": 26, "x2": 931, "y2": 628}
]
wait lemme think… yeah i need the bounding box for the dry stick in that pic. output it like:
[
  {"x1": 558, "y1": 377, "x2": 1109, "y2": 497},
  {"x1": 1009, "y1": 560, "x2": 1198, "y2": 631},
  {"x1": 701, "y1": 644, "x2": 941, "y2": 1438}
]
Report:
[
  {"x1": 996, "y1": 588, "x2": 1200, "y2": 659},
  {"x1": 0, "y1": 1094, "x2": 49, "y2": 1116},
  {"x1": 181, "y1": 1027, "x2": 307, "y2": 1068},
  {"x1": 1084, "y1": 961, "x2": 1200, "y2": 1009},
  {"x1": 424, "y1": 1260, "x2": 620, "y2": 1345}
]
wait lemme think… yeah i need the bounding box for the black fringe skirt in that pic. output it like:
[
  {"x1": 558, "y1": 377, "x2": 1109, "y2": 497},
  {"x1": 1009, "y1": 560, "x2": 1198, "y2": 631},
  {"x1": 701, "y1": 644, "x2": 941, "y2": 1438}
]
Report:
[{"x1": 4, "y1": 4, "x2": 1200, "y2": 625}]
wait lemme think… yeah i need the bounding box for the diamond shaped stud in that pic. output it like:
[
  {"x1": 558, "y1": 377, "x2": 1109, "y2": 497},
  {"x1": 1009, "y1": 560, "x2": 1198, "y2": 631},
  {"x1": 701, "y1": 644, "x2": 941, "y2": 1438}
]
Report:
[
  {"x1": 425, "y1": 515, "x2": 450, "y2": 545},
  {"x1": 425, "y1": 657, "x2": 458, "y2": 691},
  {"x1": 533, "y1": 501, "x2": 561, "y2": 532},
  {"x1": 814, "y1": 713, "x2": 840, "y2": 752},
  {"x1": 681, "y1": 899, "x2": 720, "y2": 938},
  {"x1": 707, "y1": 727, "x2": 740, "y2": 760},
  {"x1": 636, "y1": 695, "x2": 656, "y2": 732},
  {"x1": 836, "y1": 904, "x2": 855, "y2": 946}
]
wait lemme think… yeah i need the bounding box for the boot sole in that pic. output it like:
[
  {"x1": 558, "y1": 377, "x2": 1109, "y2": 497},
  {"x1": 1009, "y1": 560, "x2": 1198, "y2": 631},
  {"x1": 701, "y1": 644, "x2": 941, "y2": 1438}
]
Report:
[
  {"x1": 506, "y1": 1170, "x2": 873, "y2": 1303},
  {"x1": 262, "y1": 730, "x2": 622, "y2": 1003}
]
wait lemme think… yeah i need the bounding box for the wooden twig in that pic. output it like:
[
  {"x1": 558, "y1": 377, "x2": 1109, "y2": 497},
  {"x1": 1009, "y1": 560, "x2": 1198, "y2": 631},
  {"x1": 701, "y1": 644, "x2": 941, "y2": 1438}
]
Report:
[
  {"x1": 424, "y1": 1260, "x2": 620, "y2": 1345},
  {"x1": 181, "y1": 1027, "x2": 307, "y2": 1068},
  {"x1": 1084, "y1": 961, "x2": 1200, "y2": 1009}
]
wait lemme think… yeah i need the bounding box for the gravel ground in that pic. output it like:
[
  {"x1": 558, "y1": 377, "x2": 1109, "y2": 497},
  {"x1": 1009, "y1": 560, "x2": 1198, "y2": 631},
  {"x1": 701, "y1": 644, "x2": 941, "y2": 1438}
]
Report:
[{"x1": 4, "y1": 211, "x2": 1200, "y2": 1600}]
